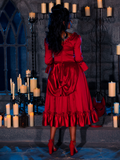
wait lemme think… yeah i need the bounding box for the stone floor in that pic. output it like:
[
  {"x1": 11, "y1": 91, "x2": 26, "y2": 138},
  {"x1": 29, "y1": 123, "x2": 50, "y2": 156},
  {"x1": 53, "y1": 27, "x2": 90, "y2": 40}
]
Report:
[{"x1": 0, "y1": 142, "x2": 120, "y2": 160}]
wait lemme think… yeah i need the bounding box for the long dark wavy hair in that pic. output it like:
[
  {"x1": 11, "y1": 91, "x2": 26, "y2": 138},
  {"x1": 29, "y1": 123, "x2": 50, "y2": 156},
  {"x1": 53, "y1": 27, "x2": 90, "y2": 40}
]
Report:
[{"x1": 46, "y1": 5, "x2": 70, "y2": 54}]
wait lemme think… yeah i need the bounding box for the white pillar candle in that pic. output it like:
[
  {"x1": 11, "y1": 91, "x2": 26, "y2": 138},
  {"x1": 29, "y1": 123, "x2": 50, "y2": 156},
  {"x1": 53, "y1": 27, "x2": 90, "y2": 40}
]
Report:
[
  {"x1": 108, "y1": 81, "x2": 116, "y2": 97},
  {"x1": 85, "y1": 6, "x2": 90, "y2": 16},
  {"x1": 13, "y1": 116, "x2": 19, "y2": 128},
  {"x1": 17, "y1": 77, "x2": 20, "y2": 92},
  {"x1": 26, "y1": 69, "x2": 31, "y2": 78},
  {"x1": 30, "y1": 112, "x2": 34, "y2": 127},
  {"x1": 41, "y1": 3, "x2": 46, "y2": 14},
  {"x1": 116, "y1": 44, "x2": 120, "y2": 55},
  {"x1": 97, "y1": 0, "x2": 103, "y2": 8},
  {"x1": 64, "y1": 3, "x2": 69, "y2": 10},
  {"x1": 10, "y1": 78, "x2": 12, "y2": 94},
  {"x1": 56, "y1": 0, "x2": 61, "y2": 5},
  {"x1": 20, "y1": 85, "x2": 27, "y2": 94},
  {"x1": 28, "y1": 103, "x2": 33, "y2": 115},
  {"x1": 107, "y1": 7, "x2": 112, "y2": 17},
  {"x1": 29, "y1": 12, "x2": 35, "y2": 19},
  {"x1": 30, "y1": 78, "x2": 37, "y2": 92},
  {"x1": 114, "y1": 102, "x2": 119, "y2": 114},
  {"x1": 4, "y1": 116, "x2": 7, "y2": 127},
  {"x1": 12, "y1": 82, "x2": 15, "y2": 100},
  {"x1": 6, "y1": 103, "x2": 10, "y2": 115},
  {"x1": 7, "y1": 115, "x2": 11, "y2": 128},
  {"x1": 33, "y1": 88, "x2": 40, "y2": 97},
  {"x1": 72, "y1": 4, "x2": 77, "y2": 13},
  {"x1": 13, "y1": 103, "x2": 19, "y2": 115},
  {"x1": 49, "y1": 2, "x2": 54, "y2": 13},
  {"x1": 0, "y1": 115, "x2": 2, "y2": 127},
  {"x1": 113, "y1": 116, "x2": 118, "y2": 128}
]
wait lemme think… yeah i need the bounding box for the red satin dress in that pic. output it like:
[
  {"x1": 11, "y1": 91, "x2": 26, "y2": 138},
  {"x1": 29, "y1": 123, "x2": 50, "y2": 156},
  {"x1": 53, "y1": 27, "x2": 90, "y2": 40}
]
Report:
[{"x1": 42, "y1": 32, "x2": 98, "y2": 127}]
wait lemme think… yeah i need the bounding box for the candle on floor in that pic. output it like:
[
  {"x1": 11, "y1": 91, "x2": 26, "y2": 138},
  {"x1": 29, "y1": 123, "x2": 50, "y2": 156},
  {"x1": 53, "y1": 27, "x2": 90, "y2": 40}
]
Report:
[
  {"x1": 41, "y1": 3, "x2": 46, "y2": 13},
  {"x1": 85, "y1": 6, "x2": 90, "y2": 16},
  {"x1": 64, "y1": 3, "x2": 69, "y2": 10},
  {"x1": 4, "y1": 116, "x2": 7, "y2": 127},
  {"x1": 113, "y1": 116, "x2": 118, "y2": 128},
  {"x1": 30, "y1": 112, "x2": 34, "y2": 127},
  {"x1": 49, "y1": 2, "x2": 54, "y2": 13},
  {"x1": 97, "y1": 0, "x2": 103, "y2": 8},
  {"x1": 56, "y1": 0, "x2": 61, "y2": 5},
  {"x1": 13, "y1": 103, "x2": 19, "y2": 115},
  {"x1": 29, "y1": 12, "x2": 35, "y2": 19},
  {"x1": 7, "y1": 115, "x2": 11, "y2": 128},
  {"x1": 114, "y1": 102, "x2": 119, "y2": 114},
  {"x1": 72, "y1": 4, "x2": 77, "y2": 13},
  {"x1": 13, "y1": 116, "x2": 19, "y2": 128},
  {"x1": 33, "y1": 88, "x2": 40, "y2": 97},
  {"x1": 28, "y1": 103, "x2": 33, "y2": 115},
  {"x1": 30, "y1": 78, "x2": 37, "y2": 92},
  {"x1": 0, "y1": 115, "x2": 2, "y2": 127},
  {"x1": 107, "y1": 7, "x2": 112, "y2": 17},
  {"x1": 108, "y1": 81, "x2": 116, "y2": 97},
  {"x1": 26, "y1": 69, "x2": 31, "y2": 78},
  {"x1": 20, "y1": 85, "x2": 27, "y2": 94},
  {"x1": 6, "y1": 103, "x2": 10, "y2": 115},
  {"x1": 116, "y1": 44, "x2": 120, "y2": 55}
]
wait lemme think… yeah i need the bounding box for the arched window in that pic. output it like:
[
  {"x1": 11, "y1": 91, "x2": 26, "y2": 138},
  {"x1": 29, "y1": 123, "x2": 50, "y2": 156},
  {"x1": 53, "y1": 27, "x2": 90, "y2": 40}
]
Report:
[{"x1": 0, "y1": 0, "x2": 27, "y2": 94}]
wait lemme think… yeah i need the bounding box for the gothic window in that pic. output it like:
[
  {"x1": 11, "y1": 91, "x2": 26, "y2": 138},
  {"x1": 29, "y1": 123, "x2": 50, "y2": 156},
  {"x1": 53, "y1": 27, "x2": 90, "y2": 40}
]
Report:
[{"x1": 0, "y1": 0, "x2": 27, "y2": 94}]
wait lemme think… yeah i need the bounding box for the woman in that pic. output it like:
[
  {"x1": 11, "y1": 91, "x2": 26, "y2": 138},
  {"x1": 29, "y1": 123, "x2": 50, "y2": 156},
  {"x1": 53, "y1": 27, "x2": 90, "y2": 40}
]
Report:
[{"x1": 42, "y1": 4, "x2": 98, "y2": 156}]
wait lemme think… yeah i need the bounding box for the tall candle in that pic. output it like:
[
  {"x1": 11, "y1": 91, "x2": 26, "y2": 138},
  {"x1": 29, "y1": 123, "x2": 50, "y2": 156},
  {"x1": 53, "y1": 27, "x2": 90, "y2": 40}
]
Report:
[
  {"x1": 30, "y1": 112, "x2": 34, "y2": 127},
  {"x1": 41, "y1": 3, "x2": 46, "y2": 13},
  {"x1": 29, "y1": 12, "x2": 35, "y2": 19},
  {"x1": 30, "y1": 78, "x2": 37, "y2": 92},
  {"x1": 113, "y1": 116, "x2": 118, "y2": 128},
  {"x1": 12, "y1": 82, "x2": 15, "y2": 99},
  {"x1": 56, "y1": 0, "x2": 61, "y2": 5},
  {"x1": 13, "y1": 116, "x2": 19, "y2": 128},
  {"x1": 6, "y1": 103, "x2": 10, "y2": 115},
  {"x1": 108, "y1": 81, "x2": 116, "y2": 97},
  {"x1": 49, "y1": 2, "x2": 54, "y2": 13},
  {"x1": 114, "y1": 102, "x2": 119, "y2": 114},
  {"x1": 13, "y1": 103, "x2": 19, "y2": 115},
  {"x1": 28, "y1": 103, "x2": 33, "y2": 115},
  {"x1": 107, "y1": 7, "x2": 112, "y2": 17},
  {"x1": 33, "y1": 88, "x2": 40, "y2": 97},
  {"x1": 97, "y1": 0, "x2": 103, "y2": 8},
  {"x1": 64, "y1": 3, "x2": 69, "y2": 10},
  {"x1": 0, "y1": 115, "x2": 2, "y2": 127},
  {"x1": 4, "y1": 116, "x2": 7, "y2": 127},
  {"x1": 116, "y1": 44, "x2": 120, "y2": 55},
  {"x1": 85, "y1": 6, "x2": 90, "y2": 16},
  {"x1": 7, "y1": 115, "x2": 11, "y2": 128},
  {"x1": 72, "y1": 4, "x2": 77, "y2": 13},
  {"x1": 26, "y1": 69, "x2": 31, "y2": 78},
  {"x1": 20, "y1": 78, "x2": 22, "y2": 86},
  {"x1": 10, "y1": 78, "x2": 12, "y2": 94},
  {"x1": 17, "y1": 76, "x2": 20, "y2": 92},
  {"x1": 20, "y1": 85, "x2": 27, "y2": 94}
]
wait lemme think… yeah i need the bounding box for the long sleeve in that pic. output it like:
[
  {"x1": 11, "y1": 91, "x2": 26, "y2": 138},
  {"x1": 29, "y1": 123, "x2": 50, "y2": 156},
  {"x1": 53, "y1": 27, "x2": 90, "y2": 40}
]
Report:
[{"x1": 44, "y1": 39, "x2": 53, "y2": 65}]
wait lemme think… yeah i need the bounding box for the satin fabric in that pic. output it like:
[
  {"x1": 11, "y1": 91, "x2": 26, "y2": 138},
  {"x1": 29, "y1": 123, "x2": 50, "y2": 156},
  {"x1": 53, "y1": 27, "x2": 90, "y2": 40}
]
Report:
[{"x1": 42, "y1": 32, "x2": 99, "y2": 127}]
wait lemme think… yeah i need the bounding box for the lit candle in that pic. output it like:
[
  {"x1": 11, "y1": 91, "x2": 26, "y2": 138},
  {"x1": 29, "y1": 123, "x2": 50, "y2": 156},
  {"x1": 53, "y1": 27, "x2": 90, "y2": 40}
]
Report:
[
  {"x1": 107, "y1": 7, "x2": 112, "y2": 17},
  {"x1": 7, "y1": 115, "x2": 11, "y2": 128},
  {"x1": 30, "y1": 112, "x2": 34, "y2": 127},
  {"x1": 41, "y1": 3, "x2": 46, "y2": 14},
  {"x1": 29, "y1": 12, "x2": 35, "y2": 19},
  {"x1": 30, "y1": 78, "x2": 37, "y2": 92},
  {"x1": 97, "y1": 0, "x2": 103, "y2": 8},
  {"x1": 12, "y1": 82, "x2": 15, "y2": 100},
  {"x1": 113, "y1": 116, "x2": 118, "y2": 128},
  {"x1": 20, "y1": 85, "x2": 27, "y2": 94},
  {"x1": 17, "y1": 76, "x2": 20, "y2": 92},
  {"x1": 13, "y1": 103, "x2": 19, "y2": 115},
  {"x1": 6, "y1": 103, "x2": 10, "y2": 115},
  {"x1": 56, "y1": 0, "x2": 61, "y2": 5},
  {"x1": 33, "y1": 88, "x2": 40, "y2": 97},
  {"x1": 64, "y1": 3, "x2": 69, "y2": 10},
  {"x1": 20, "y1": 78, "x2": 22, "y2": 86},
  {"x1": 114, "y1": 102, "x2": 119, "y2": 114},
  {"x1": 85, "y1": 6, "x2": 90, "y2": 16},
  {"x1": 116, "y1": 44, "x2": 120, "y2": 55},
  {"x1": 0, "y1": 115, "x2": 2, "y2": 127},
  {"x1": 13, "y1": 116, "x2": 19, "y2": 128},
  {"x1": 28, "y1": 103, "x2": 33, "y2": 115},
  {"x1": 72, "y1": 4, "x2": 77, "y2": 13},
  {"x1": 26, "y1": 69, "x2": 31, "y2": 78},
  {"x1": 4, "y1": 116, "x2": 7, "y2": 127},
  {"x1": 108, "y1": 81, "x2": 116, "y2": 97},
  {"x1": 10, "y1": 78, "x2": 12, "y2": 94},
  {"x1": 49, "y1": 2, "x2": 54, "y2": 13}
]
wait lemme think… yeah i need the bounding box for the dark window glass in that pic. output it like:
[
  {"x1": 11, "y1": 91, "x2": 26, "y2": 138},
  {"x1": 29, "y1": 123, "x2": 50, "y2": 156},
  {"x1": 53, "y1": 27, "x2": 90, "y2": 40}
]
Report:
[
  {"x1": 7, "y1": 26, "x2": 15, "y2": 44},
  {"x1": 0, "y1": 30, "x2": 4, "y2": 44},
  {"x1": 0, "y1": 12, "x2": 8, "y2": 33},
  {"x1": 4, "y1": 0, "x2": 15, "y2": 18},
  {"x1": 18, "y1": 24, "x2": 26, "y2": 44},
  {"x1": 12, "y1": 11, "x2": 21, "y2": 33},
  {"x1": 0, "y1": 47, "x2": 5, "y2": 91}
]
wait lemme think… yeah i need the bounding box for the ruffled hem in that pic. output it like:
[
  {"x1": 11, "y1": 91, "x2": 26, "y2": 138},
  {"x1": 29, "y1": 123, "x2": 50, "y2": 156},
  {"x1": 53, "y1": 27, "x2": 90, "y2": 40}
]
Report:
[{"x1": 42, "y1": 109, "x2": 99, "y2": 128}]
